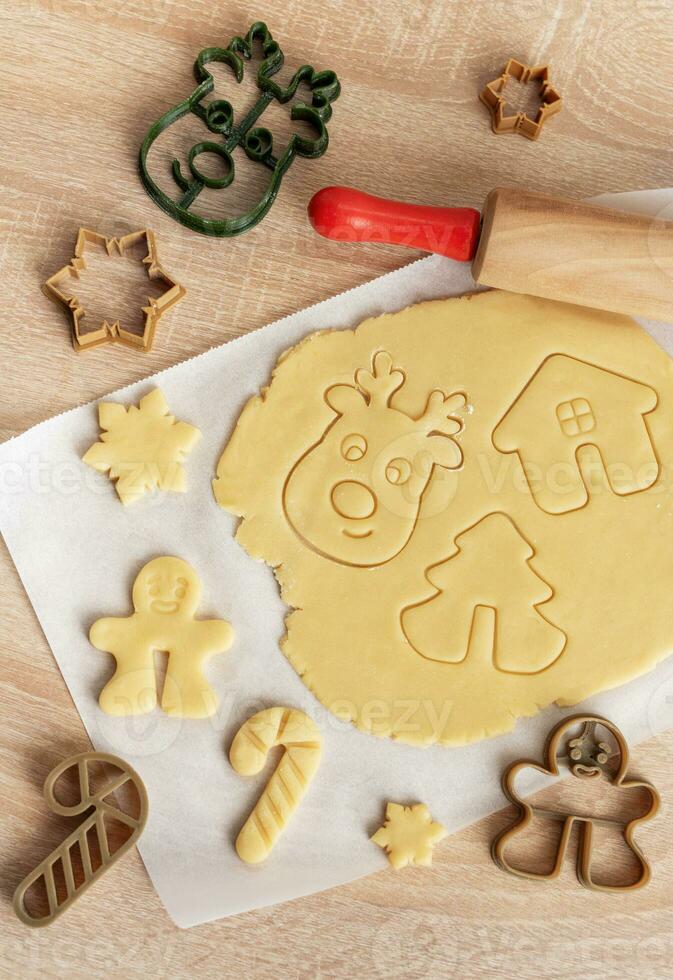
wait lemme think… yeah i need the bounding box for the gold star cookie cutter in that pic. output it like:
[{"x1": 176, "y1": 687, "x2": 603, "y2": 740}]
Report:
[
  {"x1": 44, "y1": 228, "x2": 186, "y2": 352},
  {"x1": 479, "y1": 58, "x2": 562, "y2": 140}
]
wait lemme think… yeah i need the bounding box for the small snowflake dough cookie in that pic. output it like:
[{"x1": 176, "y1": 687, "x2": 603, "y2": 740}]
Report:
[
  {"x1": 83, "y1": 387, "x2": 201, "y2": 504},
  {"x1": 230, "y1": 707, "x2": 322, "y2": 864},
  {"x1": 90, "y1": 556, "x2": 233, "y2": 718},
  {"x1": 213, "y1": 291, "x2": 673, "y2": 745},
  {"x1": 372, "y1": 802, "x2": 447, "y2": 869}
]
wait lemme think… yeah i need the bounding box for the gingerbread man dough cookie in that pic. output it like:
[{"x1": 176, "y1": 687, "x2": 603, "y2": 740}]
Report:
[{"x1": 90, "y1": 556, "x2": 234, "y2": 717}]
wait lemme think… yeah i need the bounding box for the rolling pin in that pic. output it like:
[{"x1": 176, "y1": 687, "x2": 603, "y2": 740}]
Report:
[{"x1": 307, "y1": 186, "x2": 673, "y2": 323}]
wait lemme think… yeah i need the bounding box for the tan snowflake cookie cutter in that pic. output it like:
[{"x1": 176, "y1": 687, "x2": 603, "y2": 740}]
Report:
[
  {"x1": 372, "y1": 802, "x2": 447, "y2": 869},
  {"x1": 44, "y1": 228, "x2": 186, "y2": 351},
  {"x1": 90, "y1": 556, "x2": 234, "y2": 717},
  {"x1": 229, "y1": 706, "x2": 322, "y2": 863},
  {"x1": 83, "y1": 387, "x2": 201, "y2": 505},
  {"x1": 13, "y1": 751, "x2": 148, "y2": 927},
  {"x1": 479, "y1": 59, "x2": 562, "y2": 140}
]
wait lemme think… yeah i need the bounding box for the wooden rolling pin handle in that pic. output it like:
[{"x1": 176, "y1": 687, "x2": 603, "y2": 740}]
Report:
[
  {"x1": 308, "y1": 186, "x2": 481, "y2": 262},
  {"x1": 308, "y1": 185, "x2": 673, "y2": 323},
  {"x1": 474, "y1": 187, "x2": 673, "y2": 323}
]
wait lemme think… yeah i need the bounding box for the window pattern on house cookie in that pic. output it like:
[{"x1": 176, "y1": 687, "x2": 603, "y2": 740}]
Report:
[
  {"x1": 282, "y1": 350, "x2": 467, "y2": 567},
  {"x1": 401, "y1": 513, "x2": 566, "y2": 674},
  {"x1": 493, "y1": 355, "x2": 659, "y2": 515},
  {"x1": 556, "y1": 398, "x2": 595, "y2": 436}
]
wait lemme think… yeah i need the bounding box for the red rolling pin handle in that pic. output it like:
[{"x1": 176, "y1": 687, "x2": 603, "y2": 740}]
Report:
[{"x1": 307, "y1": 186, "x2": 481, "y2": 262}]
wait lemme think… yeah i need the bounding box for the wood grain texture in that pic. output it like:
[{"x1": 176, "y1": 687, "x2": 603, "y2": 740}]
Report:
[
  {"x1": 1, "y1": 0, "x2": 673, "y2": 976},
  {"x1": 473, "y1": 187, "x2": 673, "y2": 322}
]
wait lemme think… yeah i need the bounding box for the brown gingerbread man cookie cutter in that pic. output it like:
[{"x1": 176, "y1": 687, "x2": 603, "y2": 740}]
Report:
[
  {"x1": 13, "y1": 751, "x2": 148, "y2": 927},
  {"x1": 492, "y1": 714, "x2": 660, "y2": 892}
]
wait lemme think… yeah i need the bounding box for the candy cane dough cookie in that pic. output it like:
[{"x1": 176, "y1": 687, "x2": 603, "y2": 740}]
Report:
[{"x1": 229, "y1": 707, "x2": 322, "y2": 863}]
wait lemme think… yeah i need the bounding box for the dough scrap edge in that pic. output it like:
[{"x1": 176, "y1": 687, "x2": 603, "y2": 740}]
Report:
[{"x1": 280, "y1": 606, "x2": 673, "y2": 746}]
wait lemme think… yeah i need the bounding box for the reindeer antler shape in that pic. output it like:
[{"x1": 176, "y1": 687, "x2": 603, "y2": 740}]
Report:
[
  {"x1": 354, "y1": 351, "x2": 466, "y2": 435},
  {"x1": 419, "y1": 389, "x2": 466, "y2": 436},
  {"x1": 355, "y1": 351, "x2": 405, "y2": 405}
]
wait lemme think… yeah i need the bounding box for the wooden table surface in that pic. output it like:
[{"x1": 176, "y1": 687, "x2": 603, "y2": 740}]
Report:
[{"x1": 2, "y1": 1, "x2": 673, "y2": 976}]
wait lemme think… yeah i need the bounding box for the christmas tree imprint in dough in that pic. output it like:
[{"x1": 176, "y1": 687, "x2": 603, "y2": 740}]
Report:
[
  {"x1": 401, "y1": 513, "x2": 566, "y2": 674},
  {"x1": 90, "y1": 556, "x2": 234, "y2": 717},
  {"x1": 283, "y1": 350, "x2": 466, "y2": 566},
  {"x1": 229, "y1": 707, "x2": 322, "y2": 863},
  {"x1": 83, "y1": 387, "x2": 201, "y2": 505},
  {"x1": 492, "y1": 355, "x2": 659, "y2": 515},
  {"x1": 492, "y1": 716, "x2": 660, "y2": 891},
  {"x1": 372, "y1": 802, "x2": 447, "y2": 869},
  {"x1": 213, "y1": 291, "x2": 673, "y2": 745}
]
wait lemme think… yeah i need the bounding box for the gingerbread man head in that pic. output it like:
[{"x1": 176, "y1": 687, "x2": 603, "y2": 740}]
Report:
[
  {"x1": 132, "y1": 556, "x2": 201, "y2": 620},
  {"x1": 550, "y1": 716, "x2": 627, "y2": 783}
]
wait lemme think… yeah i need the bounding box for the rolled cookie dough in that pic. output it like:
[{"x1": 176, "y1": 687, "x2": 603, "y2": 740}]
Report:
[{"x1": 213, "y1": 291, "x2": 673, "y2": 745}]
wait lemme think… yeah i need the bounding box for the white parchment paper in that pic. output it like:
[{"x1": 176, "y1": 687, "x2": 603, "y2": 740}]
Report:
[{"x1": 2, "y1": 189, "x2": 673, "y2": 928}]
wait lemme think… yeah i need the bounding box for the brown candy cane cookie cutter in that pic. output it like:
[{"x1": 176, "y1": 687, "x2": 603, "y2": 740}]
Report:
[
  {"x1": 479, "y1": 59, "x2": 562, "y2": 140},
  {"x1": 492, "y1": 714, "x2": 659, "y2": 892},
  {"x1": 14, "y1": 751, "x2": 148, "y2": 926}
]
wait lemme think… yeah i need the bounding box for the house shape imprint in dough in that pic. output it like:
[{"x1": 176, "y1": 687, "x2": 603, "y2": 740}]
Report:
[{"x1": 492, "y1": 354, "x2": 659, "y2": 515}]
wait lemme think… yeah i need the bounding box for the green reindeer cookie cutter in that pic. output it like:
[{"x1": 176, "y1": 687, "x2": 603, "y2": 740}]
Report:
[{"x1": 138, "y1": 21, "x2": 340, "y2": 237}]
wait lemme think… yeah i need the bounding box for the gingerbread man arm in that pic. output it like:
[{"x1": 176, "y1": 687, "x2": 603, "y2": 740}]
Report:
[
  {"x1": 492, "y1": 759, "x2": 577, "y2": 880},
  {"x1": 492, "y1": 758, "x2": 577, "y2": 881},
  {"x1": 90, "y1": 615, "x2": 134, "y2": 651},
  {"x1": 619, "y1": 778, "x2": 660, "y2": 823},
  {"x1": 162, "y1": 619, "x2": 234, "y2": 718},
  {"x1": 195, "y1": 619, "x2": 235, "y2": 652},
  {"x1": 89, "y1": 614, "x2": 157, "y2": 716}
]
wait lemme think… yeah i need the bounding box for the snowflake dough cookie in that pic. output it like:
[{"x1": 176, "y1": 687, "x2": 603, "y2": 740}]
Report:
[
  {"x1": 90, "y1": 556, "x2": 234, "y2": 717},
  {"x1": 83, "y1": 387, "x2": 201, "y2": 504},
  {"x1": 213, "y1": 291, "x2": 673, "y2": 745},
  {"x1": 372, "y1": 803, "x2": 447, "y2": 869}
]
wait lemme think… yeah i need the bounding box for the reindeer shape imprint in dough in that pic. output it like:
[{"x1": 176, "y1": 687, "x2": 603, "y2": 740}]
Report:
[{"x1": 283, "y1": 351, "x2": 466, "y2": 566}]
